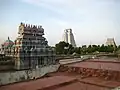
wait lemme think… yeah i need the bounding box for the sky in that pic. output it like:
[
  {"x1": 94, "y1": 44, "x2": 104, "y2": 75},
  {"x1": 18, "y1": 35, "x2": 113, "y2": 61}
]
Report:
[{"x1": 0, "y1": 0, "x2": 120, "y2": 46}]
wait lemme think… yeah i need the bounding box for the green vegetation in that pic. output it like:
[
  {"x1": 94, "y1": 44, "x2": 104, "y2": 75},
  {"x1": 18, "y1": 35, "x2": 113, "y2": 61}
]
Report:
[
  {"x1": 55, "y1": 41, "x2": 117, "y2": 55},
  {"x1": 55, "y1": 41, "x2": 74, "y2": 55}
]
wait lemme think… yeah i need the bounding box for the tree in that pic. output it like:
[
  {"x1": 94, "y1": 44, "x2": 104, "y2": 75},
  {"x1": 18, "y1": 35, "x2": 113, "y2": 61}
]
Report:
[
  {"x1": 55, "y1": 41, "x2": 74, "y2": 55},
  {"x1": 106, "y1": 45, "x2": 114, "y2": 53},
  {"x1": 118, "y1": 45, "x2": 120, "y2": 49},
  {"x1": 74, "y1": 47, "x2": 81, "y2": 54},
  {"x1": 87, "y1": 45, "x2": 92, "y2": 53},
  {"x1": 67, "y1": 44, "x2": 74, "y2": 54},
  {"x1": 99, "y1": 44, "x2": 105, "y2": 52},
  {"x1": 92, "y1": 45, "x2": 98, "y2": 52},
  {"x1": 55, "y1": 41, "x2": 67, "y2": 54},
  {"x1": 55, "y1": 42, "x2": 117, "y2": 55},
  {"x1": 81, "y1": 45, "x2": 87, "y2": 54},
  {"x1": 98, "y1": 44, "x2": 114, "y2": 53}
]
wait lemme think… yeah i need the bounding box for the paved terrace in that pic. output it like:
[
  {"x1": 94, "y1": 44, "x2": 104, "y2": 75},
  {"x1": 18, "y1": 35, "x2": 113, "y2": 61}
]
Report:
[
  {"x1": 1, "y1": 58, "x2": 120, "y2": 90},
  {"x1": 0, "y1": 75, "x2": 115, "y2": 90},
  {"x1": 66, "y1": 60, "x2": 120, "y2": 71},
  {"x1": 0, "y1": 76, "x2": 77, "y2": 90}
]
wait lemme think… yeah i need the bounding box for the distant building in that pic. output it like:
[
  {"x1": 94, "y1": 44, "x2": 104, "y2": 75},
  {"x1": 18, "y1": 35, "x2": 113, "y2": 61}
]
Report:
[
  {"x1": 62, "y1": 29, "x2": 76, "y2": 47},
  {"x1": 0, "y1": 37, "x2": 14, "y2": 56},
  {"x1": 63, "y1": 29, "x2": 68, "y2": 43},
  {"x1": 0, "y1": 22, "x2": 58, "y2": 70},
  {"x1": 106, "y1": 38, "x2": 116, "y2": 47}
]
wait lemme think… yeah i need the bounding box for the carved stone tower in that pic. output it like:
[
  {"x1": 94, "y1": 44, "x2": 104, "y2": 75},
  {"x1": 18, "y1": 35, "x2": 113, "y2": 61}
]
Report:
[{"x1": 14, "y1": 23, "x2": 57, "y2": 70}]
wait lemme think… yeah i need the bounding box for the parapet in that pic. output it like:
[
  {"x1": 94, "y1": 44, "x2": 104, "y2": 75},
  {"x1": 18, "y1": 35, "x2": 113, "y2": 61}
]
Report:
[{"x1": 20, "y1": 22, "x2": 43, "y2": 29}]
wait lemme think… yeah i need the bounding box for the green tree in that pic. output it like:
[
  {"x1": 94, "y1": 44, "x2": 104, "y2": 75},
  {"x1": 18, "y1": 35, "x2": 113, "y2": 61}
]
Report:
[
  {"x1": 106, "y1": 45, "x2": 114, "y2": 53},
  {"x1": 55, "y1": 41, "x2": 67, "y2": 54},
  {"x1": 87, "y1": 45, "x2": 92, "y2": 53},
  {"x1": 67, "y1": 44, "x2": 74, "y2": 54},
  {"x1": 99, "y1": 44, "x2": 105, "y2": 52},
  {"x1": 92, "y1": 45, "x2": 98, "y2": 52},
  {"x1": 81, "y1": 45, "x2": 87, "y2": 54},
  {"x1": 55, "y1": 41, "x2": 74, "y2": 55},
  {"x1": 74, "y1": 47, "x2": 81, "y2": 54}
]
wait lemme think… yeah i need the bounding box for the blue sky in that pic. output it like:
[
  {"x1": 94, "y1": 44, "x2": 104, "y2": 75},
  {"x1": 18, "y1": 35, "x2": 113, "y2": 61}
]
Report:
[{"x1": 0, "y1": 0, "x2": 120, "y2": 46}]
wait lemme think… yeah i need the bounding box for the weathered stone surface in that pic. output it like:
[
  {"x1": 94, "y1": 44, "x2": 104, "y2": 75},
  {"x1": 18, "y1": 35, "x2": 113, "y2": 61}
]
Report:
[{"x1": 0, "y1": 64, "x2": 60, "y2": 85}]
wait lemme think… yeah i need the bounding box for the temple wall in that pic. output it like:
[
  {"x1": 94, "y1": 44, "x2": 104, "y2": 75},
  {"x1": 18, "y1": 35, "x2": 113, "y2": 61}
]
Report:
[{"x1": 0, "y1": 64, "x2": 60, "y2": 86}]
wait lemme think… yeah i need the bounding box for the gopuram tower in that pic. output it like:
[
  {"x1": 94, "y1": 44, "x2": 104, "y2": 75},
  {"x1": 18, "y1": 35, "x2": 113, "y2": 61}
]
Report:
[
  {"x1": 14, "y1": 23, "x2": 57, "y2": 70},
  {"x1": 62, "y1": 29, "x2": 76, "y2": 47}
]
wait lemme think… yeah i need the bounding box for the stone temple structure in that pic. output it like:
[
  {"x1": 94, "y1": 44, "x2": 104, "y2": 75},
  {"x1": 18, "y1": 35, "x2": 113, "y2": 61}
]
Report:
[
  {"x1": 106, "y1": 38, "x2": 117, "y2": 50},
  {"x1": 0, "y1": 23, "x2": 58, "y2": 70},
  {"x1": 106, "y1": 38, "x2": 116, "y2": 47},
  {"x1": 0, "y1": 37, "x2": 14, "y2": 56},
  {"x1": 62, "y1": 29, "x2": 76, "y2": 47}
]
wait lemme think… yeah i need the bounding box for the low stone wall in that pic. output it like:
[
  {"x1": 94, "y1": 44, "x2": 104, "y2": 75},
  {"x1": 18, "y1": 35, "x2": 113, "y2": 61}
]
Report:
[{"x1": 0, "y1": 64, "x2": 60, "y2": 85}]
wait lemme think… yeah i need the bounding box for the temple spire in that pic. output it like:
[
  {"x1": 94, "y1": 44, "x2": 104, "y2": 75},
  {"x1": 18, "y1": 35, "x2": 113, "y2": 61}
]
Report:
[{"x1": 8, "y1": 37, "x2": 10, "y2": 40}]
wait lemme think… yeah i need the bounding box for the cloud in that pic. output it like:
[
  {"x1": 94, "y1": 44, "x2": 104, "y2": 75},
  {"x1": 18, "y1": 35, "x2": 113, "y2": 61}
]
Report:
[
  {"x1": 21, "y1": 0, "x2": 116, "y2": 21},
  {"x1": 0, "y1": 0, "x2": 119, "y2": 47},
  {"x1": 21, "y1": 0, "x2": 92, "y2": 15},
  {"x1": 14, "y1": 0, "x2": 120, "y2": 45}
]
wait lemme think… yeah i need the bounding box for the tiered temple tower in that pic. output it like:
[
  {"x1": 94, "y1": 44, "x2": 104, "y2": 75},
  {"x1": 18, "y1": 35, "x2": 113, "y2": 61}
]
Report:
[
  {"x1": 62, "y1": 29, "x2": 76, "y2": 47},
  {"x1": 14, "y1": 23, "x2": 57, "y2": 69},
  {"x1": 106, "y1": 38, "x2": 117, "y2": 51},
  {"x1": 106, "y1": 38, "x2": 116, "y2": 47},
  {"x1": 63, "y1": 30, "x2": 68, "y2": 43}
]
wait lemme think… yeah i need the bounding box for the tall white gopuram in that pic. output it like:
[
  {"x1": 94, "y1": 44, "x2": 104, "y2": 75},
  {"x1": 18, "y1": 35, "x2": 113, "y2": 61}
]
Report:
[
  {"x1": 63, "y1": 29, "x2": 68, "y2": 43},
  {"x1": 62, "y1": 29, "x2": 76, "y2": 47}
]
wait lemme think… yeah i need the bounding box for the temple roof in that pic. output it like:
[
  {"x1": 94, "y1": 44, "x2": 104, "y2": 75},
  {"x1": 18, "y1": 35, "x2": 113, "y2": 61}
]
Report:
[{"x1": 3, "y1": 37, "x2": 14, "y2": 48}]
